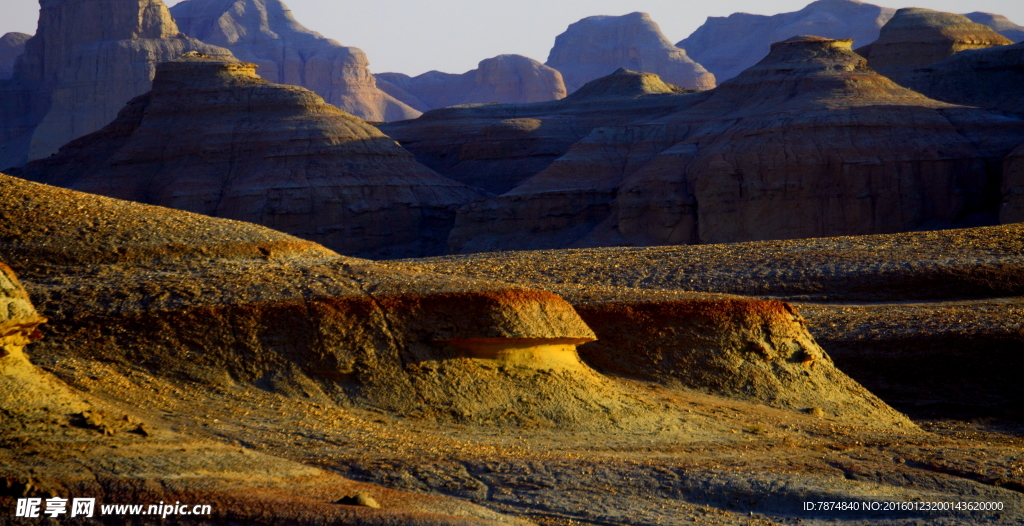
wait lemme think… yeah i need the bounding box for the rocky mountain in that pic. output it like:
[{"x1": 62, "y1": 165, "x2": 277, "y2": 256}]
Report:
[
  {"x1": 8, "y1": 53, "x2": 480, "y2": 259},
  {"x1": 0, "y1": 0, "x2": 229, "y2": 169},
  {"x1": 678, "y1": 0, "x2": 896, "y2": 83},
  {"x1": 858, "y1": 8, "x2": 1014, "y2": 80},
  {"x1": 376, "y1": 54, "x2": 566, "y2": 112},
  {"x1": 378, "y1": 68, "x2": 694, "y2": 195},
  {"x1": 965, "y1": 12, "x2": 1024, "y2": 43},
  {"x1": 169, "y1": 0, "x2": 419, "y2": 122},
  {"x1": 0, "y1": 32, "x2": 29, "y2": 80},
  {"x1": 546, "y1": 12, "x2": 715, "y2": 93},
  {"x1": 899, "y1": 42, "x2": 1024, "y2": 117},
  {"x1": 448, "y1": 36, "x2": 1024, "y2": 253}
]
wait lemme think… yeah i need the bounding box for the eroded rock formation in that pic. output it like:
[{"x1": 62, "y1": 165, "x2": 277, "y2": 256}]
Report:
[
  {"x1": 546, "y1": 12, "x2": 715, "y2": 93},
  {"x1": 0, "y1": 262, "x2": 88, "y2": 420},
  {"x1": 376, "y1": 54, "x2": 566, "y2": 111},
  {"x1": 403, "y1": 258, "x2": 913, "y2": 427},
  {"x1": 1, "y1": 247, "x2": 528, "y2": 526},
  {"x1": 0, "y1": 32, "x2": 29, "y2": 80},
  {"x1": 678, "y1": 0, "x2": 896, "y2": 82},
  {"x1": 378, "y1": 68, "x2": 695, "y2": 195},
  {"x1": 448, "y1": 36, "x2": 1024, "y2": 253},
  {"x1": 0, "y1": 172, "x2": 677, "y2": 430},
  {"x1": 858, "y1": 8, "x2": 1014, "y2": 80},
  {"x1": 0, "y1": 0, "x2": 229, "y2": 169},
  {"x1": 965, "y1": 12, "x2": 1024, "y2": 43},
  {"x1": 899, "y1": 41, "x2": 1024, "y2": 117},
  {"x1": 9, "y1": 54, "x2": 480, "y2": 259},
  {"x1": 169, "y1": 0, "x2": 420, "y2": 122}
]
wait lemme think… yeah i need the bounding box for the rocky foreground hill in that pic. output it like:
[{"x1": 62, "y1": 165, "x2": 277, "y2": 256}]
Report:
[
  {"x1": 7, "y1": 53, "x2": 479, "y2": 259},
  {"x1": 3, "y1": 172, "x2": 1023, "y2": 525}
]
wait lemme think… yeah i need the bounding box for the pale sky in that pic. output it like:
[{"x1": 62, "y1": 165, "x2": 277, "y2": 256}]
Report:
[{"x1": 2, "y1": 0, "x2": 1023, "y2": 76}]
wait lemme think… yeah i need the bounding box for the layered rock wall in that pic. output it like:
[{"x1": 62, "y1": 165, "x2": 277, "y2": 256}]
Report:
[
  {"x1": 448, "y1": 36, "x2": 1024, "y2": 253},
  {"x1": 7, "y1": 55, "x2": 481, "y2": 258},
  {"x1": 0, "y1": 0, "x2": 229, "y2": 169}
]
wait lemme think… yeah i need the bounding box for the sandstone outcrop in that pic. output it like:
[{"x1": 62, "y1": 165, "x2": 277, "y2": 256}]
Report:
[
  {"x1": 448, "y1": 36, "x2": 1024, "y2": 253},
  {"x1": 678, "y1": 0, "x2": 896, "y2": 82},
  {"x1": 9, "y1": 54, "x2": 481, "y2": 259},
  {"x1": 857, "y1": 8, "x2": 1014, "y2": 80},
  {"x1": 407, "y1": 221, "x2": 1024, "y2": 422},
  {"x1": 899, "y1": 42, "x2": 1024, "y2": 117},
  {"x1": 0, "y1": 263, "x2": 77, "y2": 418},
  {"x1": 169, "y1": 0, "x2": 420, "y2": 122},
  {"x1": 378, "y1": 68, "x2": 696, "y2": 194},
  {"x1": 546, "y1": 12, "x2": 715, "y2": 93},
  {"x1": 403, "y1": 261, "x2": 912, "y2": 427},
  {"x1": 0, "y1": 32, "x2": 29, "y2": 80},
  {"x1": 0, "y1": 0, "x2": 229, "y2": 169},
  {"x1": 376, "y1": 54, "x2": 566, "y2": 111},
  {"x1": 965, "y1": 12, "x2": 1024, "y2": 43}
]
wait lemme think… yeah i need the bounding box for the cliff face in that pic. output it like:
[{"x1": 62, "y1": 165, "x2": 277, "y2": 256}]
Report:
[
  {"x1": 448, "y1": 36, "x2": 1024, "y2": 253},
  {"x1": 0, "y1": 0, "x2": 230, "y2": 169},
  {"x1": 376, "y1": 54, "x2": 566, "y2": 111},
  {"x1": 546, "y1": 12, "x2": 715, "y2": 93},
  {"x1": 169, "y1": 0, "x2": 419, "y2": 122},
  {"x1": 0, "y1": 33, "x2": 30, "y2": 80},
  {"x1": 964, "y1": 12, "x2": 1024, "y2": 43},
  {"x1": 378, "y1": 68, "x2": 696, "y2": 195},
  {"x1": 859, "y1": 8, "x2": 1014, "y2": 80},
  {"x1": 678, "y1": 0, "x2": 896, "y2": 82},
  {"x1": 8, "y1": 54, "x2": 481, "y2": 259}
]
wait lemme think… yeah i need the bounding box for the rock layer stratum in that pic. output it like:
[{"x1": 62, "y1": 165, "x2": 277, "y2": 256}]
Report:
[{"x1": 9, "y1": 54, "x2": 480, "y2": 259}]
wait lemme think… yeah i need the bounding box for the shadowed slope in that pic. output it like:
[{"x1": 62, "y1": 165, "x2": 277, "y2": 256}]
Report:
[
  {"x1": 378, "y1": 68, "x2": 697, "y2": 195},
  {"x1": 899, "y1": 41, "x2": 1024, "y2": 117},
  {"x1": 448, "y1": 36, "x2": 1024, "y2": 253}
]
